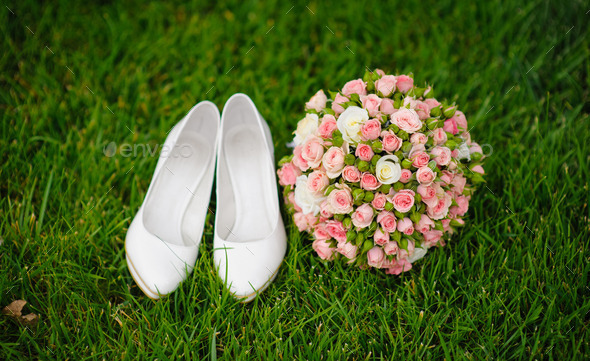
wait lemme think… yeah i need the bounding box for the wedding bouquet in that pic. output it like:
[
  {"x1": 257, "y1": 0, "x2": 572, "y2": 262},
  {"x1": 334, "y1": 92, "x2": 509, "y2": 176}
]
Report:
[{"x1": 277, "y1": 70, "x2": 485, "y2": 275}]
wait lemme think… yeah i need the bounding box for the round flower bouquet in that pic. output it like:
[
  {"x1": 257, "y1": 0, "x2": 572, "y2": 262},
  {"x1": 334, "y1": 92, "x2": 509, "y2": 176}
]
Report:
[{"x1": 277, "y1": 69, "x2": 486, "y2": 275}]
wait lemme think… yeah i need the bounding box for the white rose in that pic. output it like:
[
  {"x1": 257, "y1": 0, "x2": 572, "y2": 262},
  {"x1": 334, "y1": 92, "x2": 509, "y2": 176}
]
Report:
[
  {"x1": 456, "y1": 142, "x2": 471, "y2": 161},
  {"x1": 305, "y1": 90, "x2": 328, "y2": 112},
  {"x1": 407, "y1": 246, "x2": 428, "y2": 262},
  {"x1": 293, "y1": 113, "x2": 319, "y2": 146},
  {"x1": 336, "y1": 106, "x2": 368, "y2": 144},
  {"x1": 294, "y1": 175, "x2": 325, "y2": 215},
  {"x1": 375, "y1": 155, "x2": 402, "y2": 184}
]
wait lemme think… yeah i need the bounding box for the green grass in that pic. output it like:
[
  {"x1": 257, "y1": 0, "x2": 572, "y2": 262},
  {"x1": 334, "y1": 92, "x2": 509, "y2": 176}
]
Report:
[{"x1": 1, "y1": 0, "x2": 589, "y2": 359}]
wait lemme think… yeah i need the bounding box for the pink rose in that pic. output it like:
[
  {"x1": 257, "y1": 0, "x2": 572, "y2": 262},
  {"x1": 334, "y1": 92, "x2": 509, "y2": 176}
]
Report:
[
  {"x1": 450, "y1": 195, "x2": 469, "y2": 217},
  {"x1": 383, "y1": 241, "x2": 398, "y2": 255},
  {"x1": 431, "y1": 128, "x2": 447, "y2": 145},
  {"x1": 374, "y1": 228, "x2": 390, "y2": 246},
  {"x1": 380, "y1": 98, "x2": 395, "y2": 115},
  {"x1": 351, "y1": 203, "x2": 374, "y2": 229},
  {"x1": 385, "y1": 259, "x2": 412, "y2": 275},
  {"x1": 332, "y1": 93, "x2": 349, "y2": 114},
  {"x1": 451, "y1": 174, "x2": 466, "y2": 195},
  {"x1": 355, "y1": 143, "x2": 374, "y2": 162},
  {"x1": 277, "y1": 162, "x2": 301, "y2": 186},
  {"x1": 371, "y1": 193, "x2": 388, "y2": 210},
  {"x1": 399, "y1": 169, "x2": 412, "y2": 183},
  {"x1": 417, "y1": 185, "x2": 437, "y2": 208},
  {"x1": 336, "y1": 241, "x2": 358, "y2": 260},
  {"x1": 427, "y1": 192, "x2": 452, "y2": 220},
  {"x1": 305, "y1": 90, "x2": 328, "y2": 112},
  {"x1": 342, "y1": 79, "x2": 367, "y2": 96},
  {"x1": 375, "y1": 75, "x2": 397, "y2": 96},
  {"x1": 319, "y1": 199, "x2": 333, "y2": 218},
  {"x1": 415, "y1": 214, "x2": 435, "y2": 234},
  {"x1": 292, "y1": 145, "x2": 309, "y2": 171},
  {"x1": 451, "y1": 110, "x2": 467, "y2": 130},
  {"x1": 395, "y1": 75, "x2": 414, "y2": 94},
  {"x1": 322, "y1": 146, "x2": 346, "y2": 178},
  {"x1": 392, "y1": 189, "x2": 415, "y2": 213},
  {"x1": 397, "y1": 217, "x2": 414, "y2": 235},
  {"x1": 443, "y1": 118, "x2": 458, "y2": 135},
  {"x1": 312, "y1": 239, "x2": 335, "y2": 260},
  {"x1": 469, "y1": 143, "x2": 483, "y2": 155},
  {"x1": 423, "y1": 98, "x2": 441, "y2": 111},
  {"x1": 404, "y1": 97, "x2": 429, "y2": 119},
  {"x1": 361, "y1": 94, "x2": 382, "y2": 117},
  {"x1": 317, "y1": 115, "x2": 338, "y2": 139},
  {"x1": 342, "y1": 165, "x2": 361, "y2": 183},
  {"x1": 410, "y1": 132, "x2": 427, "y2": 145},
  {"x1": 442, "y1": 219, "x2": 452, "y2": 233},
  {"x1": 327, "y1": 184, "x2": 354, "y2": 214},
  {"x1": 411, "y1": 151, "x2": 430, "y2": 168},
  {"x1": 416, "y1": 166, "x2": 435, "y2": 186},
  {"x1": 301, "y1": 136, "x2": 324, "y2": 168},
  {"x1": 381, "y1": 257, "x2": 395, "y2": 269},
  {"x1": 471, "y1": 165, "x2": 485, "y2": 174},
  {"x1": 293, "y1": 212, "x2": 308, "y2": 232},
  {"x1": 326, "y1": 221, "x2": 347, "y2": 243},
  {"x1": 360, "y1": 172, "x2": 381, "y2": 191},
  {"x1": 448, "y1": 160, "x2": 458, "y2": 171},
  {"x1": 391, "y1": 108, "x2": 422, "y2": 133},
  {"x1": 380, "y1": 130, "x2": 402, "y2": 152},
  {"x1": 313, "y1": 223, "x2": 331, "y2": 241},
  {"x1": 360, "y1": 119, "x2": 381, "y2": 141},
  {"x1": 307, "y1": 170, "x2": 330, "y2": 195},
  {"x1": 367, "y1": 246, "x2": 385, "y2": 268},
  {"x1": 307, "y1": 214, "x2": 319, "y2": 227},
  {"x1": 423, "y1": 230, "x2": 443, "y2": 247},
  {"x1": 440, "y1": 170, "x2": 454, "y2": 185},
  {"x1": 377, "y1": 211, "x2": 397, "y2": 232},
  {"x1": 409, "y1": 143, "x2": 425, "y2": 157},
  {"x1": 293, "y1": 212, "x2": 317, "y2": 232},
  {"x1": 414, "y1": 101, "x2": 430, "y2": 120},
  {"x1": 431, "y1": 146, "x2": 452, "y2": 166}
]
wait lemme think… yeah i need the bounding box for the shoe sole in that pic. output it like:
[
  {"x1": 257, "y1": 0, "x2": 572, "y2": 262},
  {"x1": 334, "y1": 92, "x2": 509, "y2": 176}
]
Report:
[{"x1": 125, "y1": 253, "x2": 160, "y2": 300}]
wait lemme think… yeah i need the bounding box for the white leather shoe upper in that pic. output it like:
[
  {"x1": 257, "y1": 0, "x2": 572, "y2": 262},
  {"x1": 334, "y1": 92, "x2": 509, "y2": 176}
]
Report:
[
  {"x1": 125, "y1": 101, "x2": 219, "y2": 298},
  {"x1": 214, "y1": 93, "x2": 287, "y2": 302}
]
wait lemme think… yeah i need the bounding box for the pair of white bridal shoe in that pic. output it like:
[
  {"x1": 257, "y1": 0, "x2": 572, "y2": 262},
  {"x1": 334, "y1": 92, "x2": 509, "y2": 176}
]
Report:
[{"x1": 125, "y1": 94, "x2": 287, "y2": 302}]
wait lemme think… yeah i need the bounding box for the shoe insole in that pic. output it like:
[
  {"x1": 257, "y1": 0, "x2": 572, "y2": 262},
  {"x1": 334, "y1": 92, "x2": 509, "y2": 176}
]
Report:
[
  {"x1": 224, "y1": 125, "x2": 274, "y2": 242},
  {"x1": 143, "y1": 130, "x2": 211, "y2": 247}
]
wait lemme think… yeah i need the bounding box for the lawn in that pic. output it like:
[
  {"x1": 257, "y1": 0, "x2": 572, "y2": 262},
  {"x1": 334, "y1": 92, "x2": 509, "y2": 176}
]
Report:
[{"x1": 1, "y1": 0, "x2": 589, "y2": 359}]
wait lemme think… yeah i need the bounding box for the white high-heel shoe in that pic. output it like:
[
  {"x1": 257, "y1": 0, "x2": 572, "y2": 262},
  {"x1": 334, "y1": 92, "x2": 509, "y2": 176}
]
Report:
[
  {"x1": 214, "y1": 93, "x2": 287, "y2": 302},
  {"x1": 125, "y1": 101, "x2": 219, "y2": 299}
]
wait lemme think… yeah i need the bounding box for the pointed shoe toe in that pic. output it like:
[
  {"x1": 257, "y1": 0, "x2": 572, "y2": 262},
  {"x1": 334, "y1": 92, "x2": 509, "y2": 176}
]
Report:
[
  {"x1": 214, "y1": 219, "x2": 287, "y2": 302},
  {"x1": 126, "y1": 208, "x2": 199, "y2": 298}
]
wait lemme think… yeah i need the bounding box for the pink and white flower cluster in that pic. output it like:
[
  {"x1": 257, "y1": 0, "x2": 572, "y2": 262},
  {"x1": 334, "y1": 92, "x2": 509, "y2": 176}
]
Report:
[{"x1": 278, "y1": 70, "x2": 486, "y2": 275}]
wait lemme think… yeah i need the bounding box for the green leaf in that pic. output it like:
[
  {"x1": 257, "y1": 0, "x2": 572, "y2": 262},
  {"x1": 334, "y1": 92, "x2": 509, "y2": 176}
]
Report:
[
  {"x1": 349, "y1": 93, "x2": 361, "y2": 104},
  {"x1": 210, "y1": 328, "x2": 217, "y2": 361}
]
